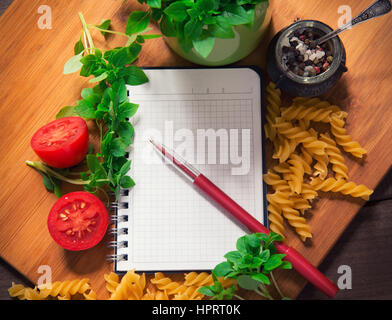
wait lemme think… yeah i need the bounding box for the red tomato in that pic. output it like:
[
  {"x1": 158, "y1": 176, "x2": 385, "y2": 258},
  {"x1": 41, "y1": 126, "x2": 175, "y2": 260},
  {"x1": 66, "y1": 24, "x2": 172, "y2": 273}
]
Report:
[
  {"x1": 47, "y1": 192, "x2": 109, "y2": 251},
  {"x1": 30, "y1": 117, "x2": 89, "y2": 168}
]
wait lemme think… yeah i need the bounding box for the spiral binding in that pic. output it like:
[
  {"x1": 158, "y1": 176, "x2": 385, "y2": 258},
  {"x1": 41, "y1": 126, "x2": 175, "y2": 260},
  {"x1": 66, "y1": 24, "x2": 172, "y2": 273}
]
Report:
[{"x1": 106, "y1": 142, "x2": 131, "y2": 263}]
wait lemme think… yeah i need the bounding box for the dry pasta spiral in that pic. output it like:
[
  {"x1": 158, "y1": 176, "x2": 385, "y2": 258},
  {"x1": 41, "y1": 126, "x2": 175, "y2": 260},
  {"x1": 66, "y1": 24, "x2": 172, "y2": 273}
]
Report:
[
  {"x1": 109, "y1": 269, "x2": 146, "y2": 300},
  {"x1": 330, "y1": 113, "x2": 367, "y2": 158},
  {"x1": 266, "y1": 192, "x2": 286, "y2": 240},
  {"x1": 310, "y1": 177, "x2": 374, "y2": 200},
  {"x1": 286, "y1": 154, "x2": 305, "y2": 194},
  {"x1": 184, "y1": 272, "x2": 213, "y2": 287},
  {"x1": 319, "y1": 132, "x2": 348, "y2": 180},
  {"x1": 264, "y1": 82, "x2": 282, "y2": 141},
  {"x1": 37, "y1": 279, "x2": 91, "y2": 300},
  {"x1": 151, "y1": 272, "x2": 181, "y2": 292},
  {"x1": 281, "y1": 104, "x2": 339, "y2": 123},
  {"x1": 274, "y1": 120, "x2": 327, "y2": 155},
  {"x1": 104, "y1": 272, "x2": 120, "y2": 294}
]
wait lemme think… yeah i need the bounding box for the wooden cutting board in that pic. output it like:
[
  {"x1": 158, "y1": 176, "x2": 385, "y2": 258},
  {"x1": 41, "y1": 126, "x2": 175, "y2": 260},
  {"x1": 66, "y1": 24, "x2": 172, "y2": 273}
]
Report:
[{"x1": 0, "y1": 0, "x2": 391, "y2": 300}]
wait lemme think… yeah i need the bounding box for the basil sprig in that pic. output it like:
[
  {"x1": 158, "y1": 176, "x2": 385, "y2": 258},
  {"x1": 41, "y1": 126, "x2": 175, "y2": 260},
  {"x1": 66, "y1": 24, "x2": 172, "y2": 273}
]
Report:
[
  {"x1": 27, "y1": 12, "x2": 161, "y2": 201},
  {"x1": 138, "y1": 0, "x2": 268, "y2": 58},
  {"x1": 199, "y1": 232, "x2": 292, "y2": 300}
]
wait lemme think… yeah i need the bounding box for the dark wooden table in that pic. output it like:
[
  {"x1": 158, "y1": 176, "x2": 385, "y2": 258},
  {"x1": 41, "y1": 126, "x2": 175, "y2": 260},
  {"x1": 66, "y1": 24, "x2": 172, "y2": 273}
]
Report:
[{"x1": 0, "y1": 0, "x2": 391, "y2": 300}]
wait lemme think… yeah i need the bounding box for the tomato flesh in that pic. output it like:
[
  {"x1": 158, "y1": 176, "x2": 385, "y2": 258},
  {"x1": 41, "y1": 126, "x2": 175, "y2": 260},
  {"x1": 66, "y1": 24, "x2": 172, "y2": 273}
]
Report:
[
  {"x1": 47, "y1": 192, "x2": 108, "y2": 251},
  {"x1": 31, "y1": 117, "x2": 89, "y2": 168}
]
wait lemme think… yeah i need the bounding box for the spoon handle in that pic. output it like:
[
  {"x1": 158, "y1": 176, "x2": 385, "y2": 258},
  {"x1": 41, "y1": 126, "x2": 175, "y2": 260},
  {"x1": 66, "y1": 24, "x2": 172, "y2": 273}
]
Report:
[{"x1": 317, "y1": 0, "x2": 392, "y2": 45}]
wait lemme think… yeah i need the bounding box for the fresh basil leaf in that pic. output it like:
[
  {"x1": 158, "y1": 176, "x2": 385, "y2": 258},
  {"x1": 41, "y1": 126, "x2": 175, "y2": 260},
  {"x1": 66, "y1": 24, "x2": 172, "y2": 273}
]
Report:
[
  {"x1": 224, "y1": 251, "x2": 243, "y2": 264},
  {"x1": 184, "y1": 19, "x2": 203, "y2": 40},
  {"x1": 111, "y1": 137, "x2": 127, "y2": 157},
  {"x1": 246, "y1": 233, "x2": 261, "y2": 248},
  {"x1": 263, "y1": 254, "x2": 286, "y2": 272},
  {"x1": 56, "y1": 106, "x2": 76, "y2": 119},
  {"x1": 120, "y1": 175, "x2": 135, "y2": 188},
  {"x1": 125, "y1": 66, "x2": 149, "y2": 85},
  {"x1": 223, "y1": 4, "x2": 250, "y2": 25},
  {"x1": 75, "y1": 99, "x2": 96, "y2": 119},
  {"x1": 126, "y1": 11, "x2": 150, "y2": 35},
  {"x1": 280, "y1": 260, "x2": 292, "y2": 270},
  {"x1": 258, "y1": 249, "x2": 270, "y2": 263},
  {"x1": 213, "y1": 262, "x2": 233, "y2": 277},
  {"x1": 160, "y1": 15, "x2": 177, "y2": 37},
  {"x1": 192, "y1": 33, "x2": 215, "y2": 58},
  {"x1": 208, "y1": 16, "x2": 235, "y2": 39},
  {"x1": 63, "y1": 53, "x2": 83, "y2": 75},
  {"x1": 81, "y1": 88, "x2": 94, "y2": 99},
  {"x1": 89, "y1": 72, "x2": 108, "y2": 83},
  {"x1": 164, "y1": 2, "x2": 188, "y2": 22},
  {"x1": 146, "y1": 0, "x2": 161, "y2": 9},
  {"x1": 53, "y1": 182, "x2": 62, "y2": 198},
  {"x1": 197, "y1": 286, "x2": 216, "y2": 297},
  {"x1": 128, "y1": 42, "x2": 143, "y2": 62},
  {"x1": 41, "y1": 173, "x2": 54, "y2": 192},
  {"x1": 112, "y1": 47, "x2": 131, "y2": 67},
  {"x1": 237, "y1": 275, "x2": 259, "y2": 290},
  {"x1": 74, "y1": 40, "x2": 85, "y2": 55},
  {"x1": 236, "y1": 235, "x2": 249, "y2": 254},
  {"x1": 251, "y1": 273, "x2": 270, "y2": 285},
  {"x1": 118, "y1": 102, "x2": 139, "y2": 120},
  {"x1": 117, "y1": 121, "x2": 135, "y2": 145},
  {"x1": 97, "y1": 19, "x2": 111, "y2": 36}
]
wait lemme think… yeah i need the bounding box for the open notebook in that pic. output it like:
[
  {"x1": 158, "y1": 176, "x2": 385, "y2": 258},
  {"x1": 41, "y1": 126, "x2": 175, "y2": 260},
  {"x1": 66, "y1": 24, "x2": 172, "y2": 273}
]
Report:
[{"x1": 113, "y1": 67, "x2": 266, "y2": 272}]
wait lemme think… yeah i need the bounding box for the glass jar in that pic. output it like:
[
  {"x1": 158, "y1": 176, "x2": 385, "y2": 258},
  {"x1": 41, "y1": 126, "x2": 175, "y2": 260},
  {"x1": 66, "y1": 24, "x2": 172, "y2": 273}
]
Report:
[
  {"x1": 266, "y1": 20, "x2": 348, "y2": 97},
  {"x1": 164, "y1": 2, "x2": 271, "y2": 66}
]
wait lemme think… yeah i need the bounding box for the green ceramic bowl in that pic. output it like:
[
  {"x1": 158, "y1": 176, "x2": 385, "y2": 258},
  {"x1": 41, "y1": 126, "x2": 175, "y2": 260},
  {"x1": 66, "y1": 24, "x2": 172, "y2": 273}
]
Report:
[{"x1": 164, "y1": 2, "x2": 271, "y2": 66}]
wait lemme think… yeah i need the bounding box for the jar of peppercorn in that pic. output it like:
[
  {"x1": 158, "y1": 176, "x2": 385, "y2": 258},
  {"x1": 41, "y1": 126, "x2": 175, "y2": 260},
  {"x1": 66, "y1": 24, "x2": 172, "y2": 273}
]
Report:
[{"x1": 266, "y1": 20, "x2": 348, "y2": 97}]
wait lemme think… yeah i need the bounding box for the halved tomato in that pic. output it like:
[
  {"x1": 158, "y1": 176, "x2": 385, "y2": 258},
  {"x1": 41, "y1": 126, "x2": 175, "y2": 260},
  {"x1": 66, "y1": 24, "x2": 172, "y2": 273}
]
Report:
[
  {"x1": 31, "y1": 117, "x2": 89, "y2": 168},
  {"x1": 47, "y1": 191, "x2": 108, "y2": 251}
]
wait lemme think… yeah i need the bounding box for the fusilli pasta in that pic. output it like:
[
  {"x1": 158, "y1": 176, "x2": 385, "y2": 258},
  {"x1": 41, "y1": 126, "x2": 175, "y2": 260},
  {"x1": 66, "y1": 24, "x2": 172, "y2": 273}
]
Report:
[
  {"x1": 310, "y1": 177, "x2": 374, "y2": 200},
  {"x1": 330, "y1": 112, "x2": 367, "y2": 158}
]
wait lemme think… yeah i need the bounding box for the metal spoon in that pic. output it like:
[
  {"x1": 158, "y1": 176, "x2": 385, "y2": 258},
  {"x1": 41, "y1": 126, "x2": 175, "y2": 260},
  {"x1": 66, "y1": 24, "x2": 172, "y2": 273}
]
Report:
[{"x1": 314, "y1": 0, "x2": 392, "y2": 45}]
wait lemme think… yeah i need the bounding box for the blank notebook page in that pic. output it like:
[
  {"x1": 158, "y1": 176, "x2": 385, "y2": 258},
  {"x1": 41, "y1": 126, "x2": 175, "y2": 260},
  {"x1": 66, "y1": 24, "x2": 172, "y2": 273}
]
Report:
[{"x1": 115, "y1": 68, "x2": 265, "y2": 272}]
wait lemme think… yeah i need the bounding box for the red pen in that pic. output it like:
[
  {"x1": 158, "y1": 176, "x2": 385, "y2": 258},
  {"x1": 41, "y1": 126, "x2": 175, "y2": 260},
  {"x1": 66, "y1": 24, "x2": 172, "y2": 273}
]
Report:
[{"x1": 149, "y1": 138, "x2": 338, "y2": 298}]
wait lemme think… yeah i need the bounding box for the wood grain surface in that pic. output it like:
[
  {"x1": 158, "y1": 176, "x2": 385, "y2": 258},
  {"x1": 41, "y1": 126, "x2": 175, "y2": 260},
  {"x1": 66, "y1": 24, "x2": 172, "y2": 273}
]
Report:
[{"x1": 0, "y1": 0, "x2": 391, "y2": 300}]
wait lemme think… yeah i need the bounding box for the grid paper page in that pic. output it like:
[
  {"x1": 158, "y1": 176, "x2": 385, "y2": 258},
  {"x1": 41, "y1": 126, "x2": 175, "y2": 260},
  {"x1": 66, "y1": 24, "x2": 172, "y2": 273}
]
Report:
[{"x1": 116, "y1": 68, "x2": 265, "y2": 272}]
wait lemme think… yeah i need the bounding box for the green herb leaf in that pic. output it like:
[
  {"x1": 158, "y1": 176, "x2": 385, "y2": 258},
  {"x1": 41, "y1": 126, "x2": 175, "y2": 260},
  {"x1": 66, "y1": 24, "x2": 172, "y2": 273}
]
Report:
[
  {"x1": 126, "y1": 11, "x2": 150, "y2": 35},
  {"x1": 224, "y1": 251, "x2": 243, "y2": 264},
  {"x1": 56, "y1": 106, "x2": 77, "y2": 119},
  {"x1": 160, "y1": 15, "x2": 177, "y2": 37},
  {"x1": 251, "y1": 273, "x2": 270, "y2": 285},
  {"x1": 184, "y1": 19, "x2": 203, "y2": 40},
  {"x1": 97, "y1": 19, "x2": 111, "y2": 36},
  {"x1": 192, "y1": 33, "x2": 215, "y2": 58},
  {"x1": 237, "y1": 275, "x2": 259, "y2": 290},
  {"x1": 111, "y1": 138, "x2": 127, "y2": 157},
  {"x1": 75, "y1": 99, "x2": 96, "y2": 119},
  {"x1": 120, "y1": 175, "x2": 135, "y2": 188},
  {"x1": 164, "y1": 2, "x2": 188, "y2": 22},
  {"x1": 64, "y1": 53, "x2": 83, "y2": 74},
  {"x1": 117, "y1": 121, "x2": 135, "y2": 145},
  {"x1": 146, "y1": 0, "x2": 161, "y2": 9},
  {"x1": 208, "y1": 16, "x2": 235, "y2": 39},
  {"x1": 197, "y1": 286, "x2": 216, "y2": 296},
  {"x1": 213, "y1": 262, "x2": 233, "y2": 277},
  {"x1": 222, "y1": 5, "x2": 250, "y2": 25},
  {"x1": 264, "y1": 254, "x2": 286, "y2": 272},
  {"x1": 74, "y1": 40, "x2": 85, "y2": 55},
  {"x1": 89, "y1": 72, "x2": 108, "y2": 83},
  {"x1": 125, "y1": 66, "x2": 149, "y2": 85}
]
